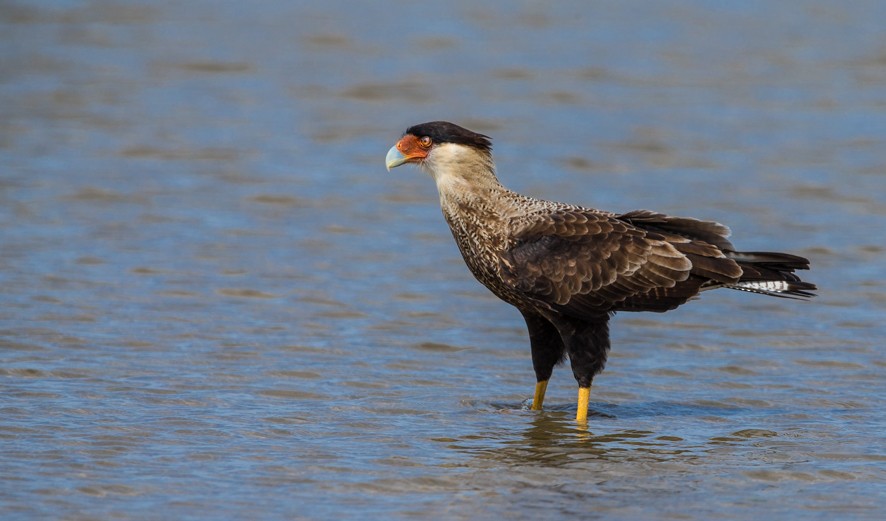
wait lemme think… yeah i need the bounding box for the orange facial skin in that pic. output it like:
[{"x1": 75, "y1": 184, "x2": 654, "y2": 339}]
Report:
[
  {"x1": 386, "y1": 133, "x2": 435, "y2": 171},
  {"x1": 395, "y1": 134, "x2": 432, "y2": 164}
]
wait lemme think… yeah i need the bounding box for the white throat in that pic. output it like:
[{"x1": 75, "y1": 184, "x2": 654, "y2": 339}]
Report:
[{"x1": 422, "y1": 143, "x2": 499, "y2": 198}]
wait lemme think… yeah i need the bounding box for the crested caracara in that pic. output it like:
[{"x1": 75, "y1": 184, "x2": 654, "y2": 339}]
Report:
[{"x1": 385, "y1": 121, "x2": 816, "y2": 422}]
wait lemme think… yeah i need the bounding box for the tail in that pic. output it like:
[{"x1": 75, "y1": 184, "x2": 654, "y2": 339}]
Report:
[{"x1": 724, "y1": 251, "x2": 817, "y2": 299}]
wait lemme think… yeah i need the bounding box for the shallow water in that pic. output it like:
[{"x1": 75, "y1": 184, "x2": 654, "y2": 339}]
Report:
[{"x1": 2, "y1": 1, "x2": 885, "y2": 519}]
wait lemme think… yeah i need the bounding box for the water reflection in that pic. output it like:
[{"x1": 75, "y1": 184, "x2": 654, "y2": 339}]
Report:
[{"x1": 442, "y1": 404, "x2": 753, "y2": 470}]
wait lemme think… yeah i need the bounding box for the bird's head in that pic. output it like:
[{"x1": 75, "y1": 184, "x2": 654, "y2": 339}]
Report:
[{"x1": 385, "y1": 121, "x2": 493, "y2": 176}]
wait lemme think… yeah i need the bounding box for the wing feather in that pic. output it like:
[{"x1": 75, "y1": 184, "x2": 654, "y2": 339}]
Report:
[
  {"x1": 501, "y1": 210, "x2": 697, "y2": 317},
  {"x1": 619, "y1": 209, "x2": 735, "y2": 251}
]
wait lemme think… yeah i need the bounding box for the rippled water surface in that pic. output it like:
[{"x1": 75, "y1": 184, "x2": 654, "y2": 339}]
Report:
[{"x1": 2, "y1": 1, "x2": 885, "y2": 519}]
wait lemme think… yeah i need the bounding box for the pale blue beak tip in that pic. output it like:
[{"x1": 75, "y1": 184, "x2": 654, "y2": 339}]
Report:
[{"x1": 385, "y1": 146, "x2": 408, "y2": 171}]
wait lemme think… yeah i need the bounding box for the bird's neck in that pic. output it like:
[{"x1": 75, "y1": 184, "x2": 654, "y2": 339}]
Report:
[
  {"x1": 429, "y1": 151, "x2": 501, "y2": 197},
  {"x1": 427, "y1": 155, "x2": 519, "y2": 262},
  {"x1": 425, "y1": 150, "x2": 506, "y2": 214}
]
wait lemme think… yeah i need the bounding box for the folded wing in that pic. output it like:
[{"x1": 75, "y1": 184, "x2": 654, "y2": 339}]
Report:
[{"x1": 500, "y1": 209, "x2": 745, "y2": 318}]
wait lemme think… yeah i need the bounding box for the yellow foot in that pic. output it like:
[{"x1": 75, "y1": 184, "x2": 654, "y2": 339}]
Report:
[
  {"x1": 531, "y1": 380, "x2": 549, "y2": 410},
  {"x1": 576, "y1": 386, "x2": 591, "y2": 423}
]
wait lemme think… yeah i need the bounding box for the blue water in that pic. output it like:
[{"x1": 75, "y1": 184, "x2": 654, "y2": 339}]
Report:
[{"x1": 1, "y1": 1, "x2": 884, "y2": 519}]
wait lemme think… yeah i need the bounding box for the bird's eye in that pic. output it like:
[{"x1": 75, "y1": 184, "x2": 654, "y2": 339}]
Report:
[{"x1": 419, "y1": 136, "x2": 432, "y2": 148}]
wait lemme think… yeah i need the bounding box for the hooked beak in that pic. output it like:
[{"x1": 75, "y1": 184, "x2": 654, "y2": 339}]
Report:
[
  {"x1": 385, "y1": 146, "x2": 408, "y2": 171},
  {"x1": 384, "y1": 134, "x2": 429, "y2": 171}
]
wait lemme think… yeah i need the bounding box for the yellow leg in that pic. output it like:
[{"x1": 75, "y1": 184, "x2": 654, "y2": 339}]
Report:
[
  {"x1": 531, "y1": 380, "x2": 549, "y2": 410},
  {"x1": 576, "y1": 386, "x2": 591, "y2": 423}
]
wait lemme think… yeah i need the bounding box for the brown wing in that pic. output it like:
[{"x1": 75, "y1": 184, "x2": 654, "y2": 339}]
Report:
[
  {"x1": 617, "y1": 209, "x2": 735, "y2": 250},
  {"x1": 616, "y1": 210, "x2": 744, "y2": 284},
  {"x1": 500, "y1": 210, "x2": 701, "y2": 318}
]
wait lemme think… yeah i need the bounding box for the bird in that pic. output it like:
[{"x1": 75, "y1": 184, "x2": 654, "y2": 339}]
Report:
[{"x1": 385, "y1": 121, "x2": 816, "y2": 423}]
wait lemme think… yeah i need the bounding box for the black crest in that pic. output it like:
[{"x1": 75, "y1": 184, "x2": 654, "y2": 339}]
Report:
[{"x1": 405, "y1": 121, "x2": 493, "y2": 153}]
